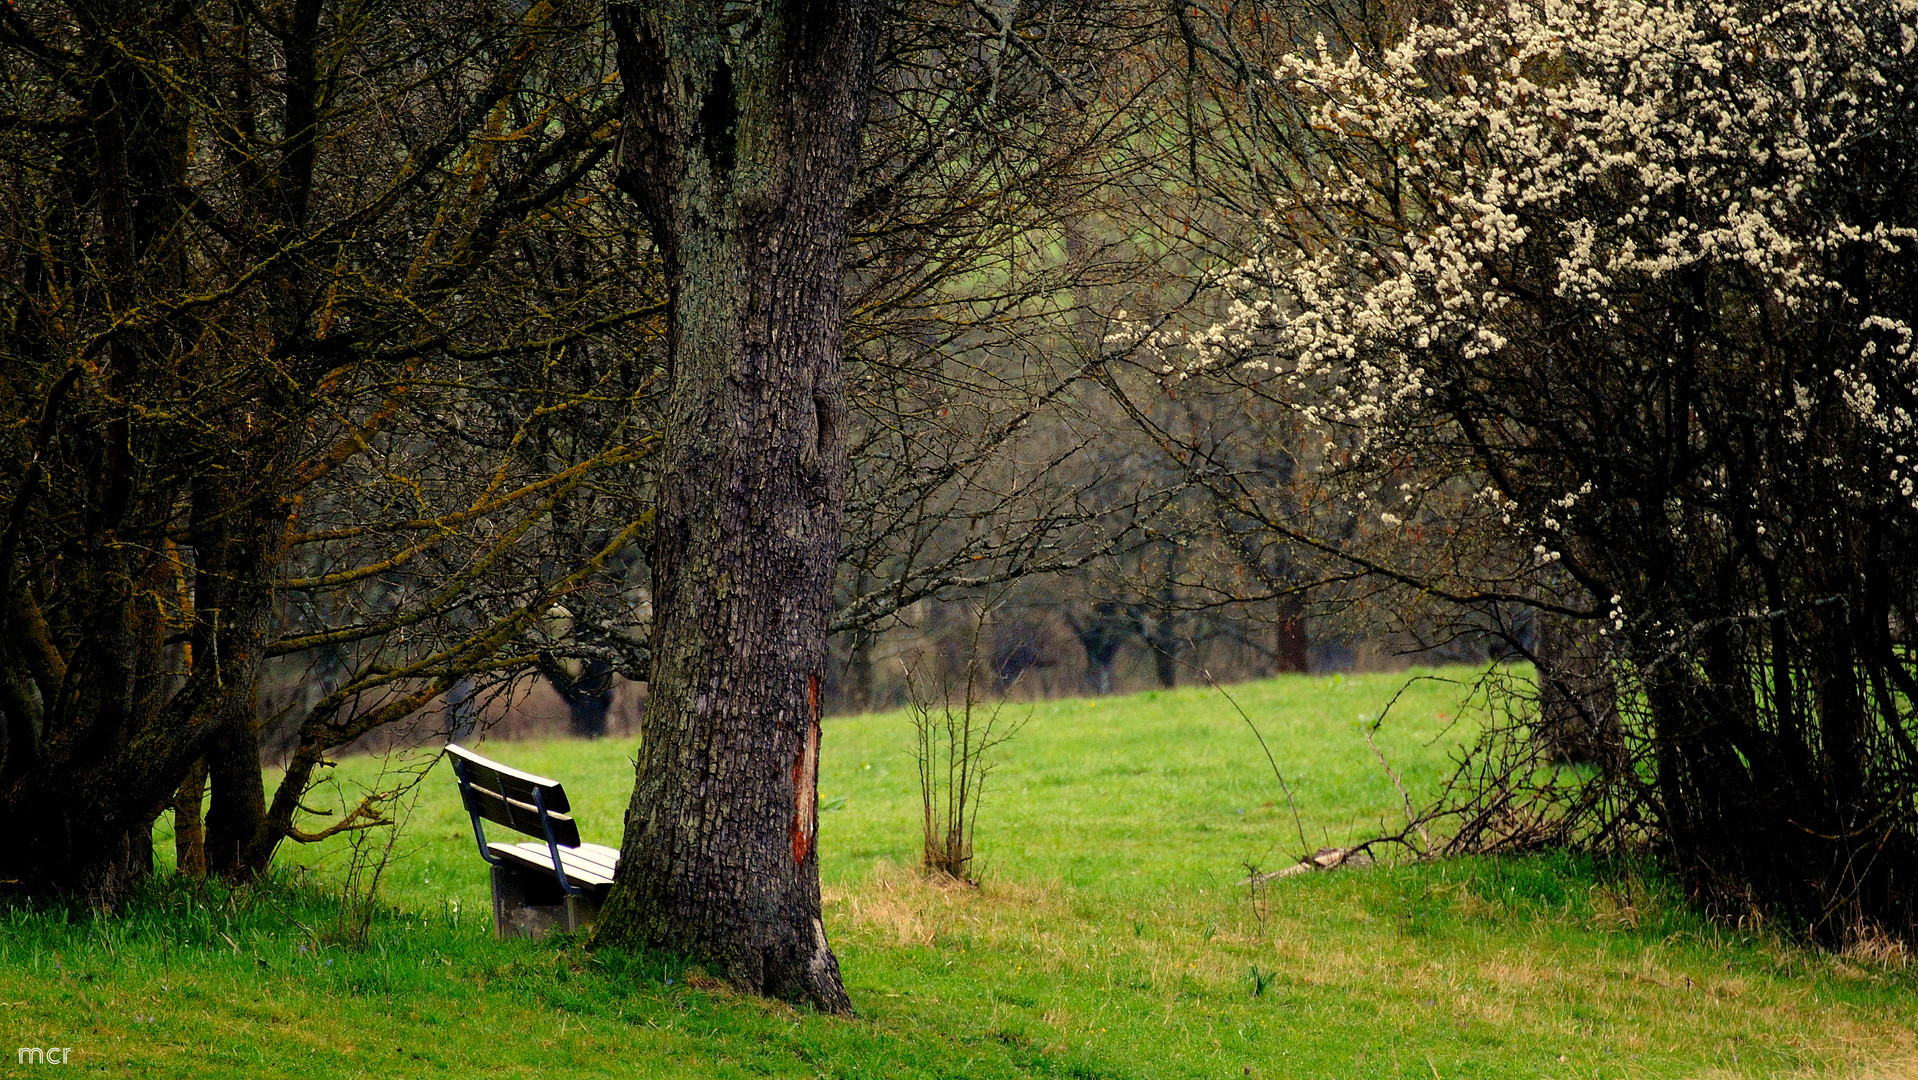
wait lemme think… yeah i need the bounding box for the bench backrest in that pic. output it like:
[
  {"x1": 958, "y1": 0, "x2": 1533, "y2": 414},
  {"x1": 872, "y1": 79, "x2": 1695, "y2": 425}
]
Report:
[{"x1": 446, "y1": 743, "x2": 581, "y2": 848}]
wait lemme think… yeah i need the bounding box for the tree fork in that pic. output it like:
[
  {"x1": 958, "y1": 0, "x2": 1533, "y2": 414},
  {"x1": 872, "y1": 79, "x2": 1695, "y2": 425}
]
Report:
[{"x1": 593, "y1": 0, "x2": 877, "y2": 1014}]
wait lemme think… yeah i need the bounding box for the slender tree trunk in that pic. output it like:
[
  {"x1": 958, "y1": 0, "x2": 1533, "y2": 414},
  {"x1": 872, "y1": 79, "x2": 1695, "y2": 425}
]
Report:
[
  {"x1": 173, "y1": 759, "x2": 208, "y2": 877},
  {"x1": 846, "y1": 627, "x2": 876, "y2": 712},
  {"x1": 204, "y1": 695, "x2": 267, "y2": 878},
  {"x1": 594, "y1": 0, "x2": 877, "y2": 1013},
  {"x1": 1148, "y1": 622, "x2": 1179, "y2": 688},
  {"x1": 1273, "y1": 594, "x2": 1309, "y2": 674},
  {"x1": 1071, "y1": 604, "x2": 1136, "y2": 696},
  {"x1": 1146, "y1": 548, "x2": 1181, "y2": 688}
]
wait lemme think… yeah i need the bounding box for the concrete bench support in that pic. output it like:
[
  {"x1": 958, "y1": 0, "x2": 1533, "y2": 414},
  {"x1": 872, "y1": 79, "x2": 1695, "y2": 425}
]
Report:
[{"x1": 490, "y1": 864, "x2": 605, "y2": 940}]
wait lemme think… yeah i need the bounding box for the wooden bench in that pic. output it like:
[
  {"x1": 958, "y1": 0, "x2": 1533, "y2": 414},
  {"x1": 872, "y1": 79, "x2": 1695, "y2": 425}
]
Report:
[{"x1": 446, "y1": 743, "x2": 620, "y2": 939}]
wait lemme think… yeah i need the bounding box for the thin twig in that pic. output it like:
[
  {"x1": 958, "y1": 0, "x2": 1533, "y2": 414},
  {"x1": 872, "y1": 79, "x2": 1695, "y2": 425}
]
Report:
[
  {"x1": 1197, "y1": 664, "x2": 1309, "y2": 857},
  {"x1": 1364, "y1": 723, "x2": 1431, "y2": 852}
]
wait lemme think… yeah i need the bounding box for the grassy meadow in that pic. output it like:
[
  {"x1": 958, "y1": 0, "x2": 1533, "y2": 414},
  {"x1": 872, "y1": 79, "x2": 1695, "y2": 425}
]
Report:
[{"x1": 4, "y1": 668, "x2": 1916, "y2": 1077}]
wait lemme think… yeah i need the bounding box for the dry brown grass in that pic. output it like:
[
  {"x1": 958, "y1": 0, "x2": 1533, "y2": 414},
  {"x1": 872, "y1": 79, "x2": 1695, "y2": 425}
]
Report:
[{"x1": 1840, "y1": 922, "x2": 1914, "y2": 973}]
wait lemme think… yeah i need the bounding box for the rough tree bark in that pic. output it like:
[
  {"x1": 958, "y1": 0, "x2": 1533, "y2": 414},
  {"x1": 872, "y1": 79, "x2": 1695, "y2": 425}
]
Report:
[{"x1": 593, "y1": 0, "x2": 878, "y2": 1013}]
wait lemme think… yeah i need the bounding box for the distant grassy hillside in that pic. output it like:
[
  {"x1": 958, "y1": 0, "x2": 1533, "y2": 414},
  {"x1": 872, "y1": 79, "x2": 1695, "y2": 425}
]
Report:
[{"x1": 4, "y1": 668, "x2": 1914, "y2": 1078}]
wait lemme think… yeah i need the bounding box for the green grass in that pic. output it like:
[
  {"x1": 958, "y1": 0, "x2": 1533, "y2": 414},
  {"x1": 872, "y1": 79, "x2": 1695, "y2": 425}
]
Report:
[{"x1": 4, "y1": 667, "x2": 1915, "y2": 1077}]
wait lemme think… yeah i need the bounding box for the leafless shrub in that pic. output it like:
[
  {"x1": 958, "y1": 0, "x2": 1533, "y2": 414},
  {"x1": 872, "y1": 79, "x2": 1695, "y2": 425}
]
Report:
[
  {"x1": 312, "y1": 752, "x2": 434, "y2": 950},
  {"x1": 905, "y1": 614, "x2": 1025, "y2": 884},
  {"x1": 1338, "y1": 668, "x2": 1657, "y2": 868}
]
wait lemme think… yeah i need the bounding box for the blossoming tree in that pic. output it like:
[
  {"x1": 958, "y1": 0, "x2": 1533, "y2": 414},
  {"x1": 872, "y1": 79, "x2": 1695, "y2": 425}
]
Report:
[{"x1": 1150, "y1": 0, "x2": 1918, "y2": 939}]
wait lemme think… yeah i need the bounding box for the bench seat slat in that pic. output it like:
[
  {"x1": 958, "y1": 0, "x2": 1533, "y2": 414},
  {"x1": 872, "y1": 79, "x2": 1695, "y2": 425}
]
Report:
[
  {"x1": 489, "y1": 841, "x2": 619, "y2": 889},
  {"x1": 546, "y1": 842, "x2": 619, "y2": 874}
]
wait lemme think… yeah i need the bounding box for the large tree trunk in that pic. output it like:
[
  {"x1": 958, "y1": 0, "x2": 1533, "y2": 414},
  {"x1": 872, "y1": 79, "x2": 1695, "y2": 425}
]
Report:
[
  {"x1": 593, "y1": 0, "x2": 877, "y2": 1013},
  {"x1": 547, "y1": 659, "x2": 616, "y2": 739},
  {"x1": 845, "y1": 626, "x2": 876, "y2": 712}
]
